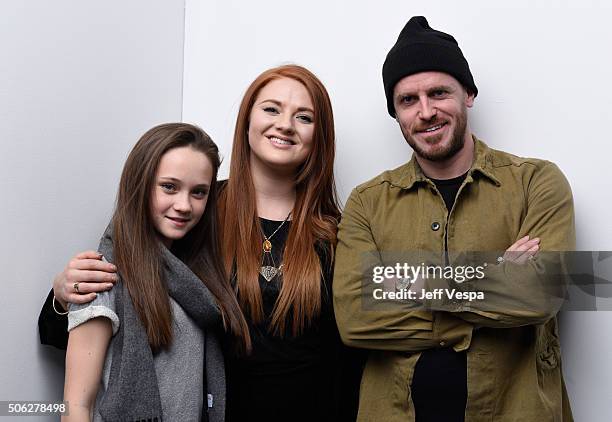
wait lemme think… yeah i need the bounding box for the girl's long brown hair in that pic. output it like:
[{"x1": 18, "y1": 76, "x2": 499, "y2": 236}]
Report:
[
  {"x1": 219, "y1": 65, "x2": 341, "y2": 336},
  {"x1": 112, "y1": 123, "x2": 250, "y2": 353}
]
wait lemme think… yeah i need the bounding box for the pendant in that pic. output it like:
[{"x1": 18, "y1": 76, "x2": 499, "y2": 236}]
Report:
[
  {"x1": 263, "y1": 239, "x2": 272, "y2": 253},
  {"x1": 260, "y1": 265, "x2": 278, "y2": 282}
]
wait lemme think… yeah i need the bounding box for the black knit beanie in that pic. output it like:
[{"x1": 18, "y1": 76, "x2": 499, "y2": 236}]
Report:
[{"x1": 382, "y1": 16, "x2": 478, "y2": 117}]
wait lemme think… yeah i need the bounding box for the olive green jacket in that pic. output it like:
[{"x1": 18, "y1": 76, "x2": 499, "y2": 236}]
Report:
[{"x1": 333, "y1": 137, "x2": 575, "y2": 422}]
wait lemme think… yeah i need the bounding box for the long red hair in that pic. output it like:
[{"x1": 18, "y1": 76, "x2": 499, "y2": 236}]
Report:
[{"x1": 219, "y1": 65, "x2": 340, "y2": 336}]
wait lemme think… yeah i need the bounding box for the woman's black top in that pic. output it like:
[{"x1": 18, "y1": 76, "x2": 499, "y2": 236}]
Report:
[{"x1": 225, "y1": 218, "x2": 363, "y2": 422}]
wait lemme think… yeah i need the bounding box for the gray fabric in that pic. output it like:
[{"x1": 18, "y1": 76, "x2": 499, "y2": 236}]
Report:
[
  {"x1": 71, "y1": 294, "x2": 214, "y2": 421},
  {"x1": 68, "y1": 226, "x2": 226, "y2": 421},
  {"x1": 204, "y1": 328, "x2": 226, "y2": 422},
  {"x1": 69, "y1": 289, "x2": 119, "y2": 335}
]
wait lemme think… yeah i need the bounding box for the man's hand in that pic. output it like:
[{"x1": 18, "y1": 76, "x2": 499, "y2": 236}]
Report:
[
  {"x1": 503, "y1": 235, "x2": 540, "y2": 265},
  {"x1": 53, "y1": 251, "x2": 118, "y2": 309}
]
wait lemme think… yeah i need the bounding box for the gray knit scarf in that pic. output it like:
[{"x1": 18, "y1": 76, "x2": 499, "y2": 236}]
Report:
[{"x1": 96, "y1": 227, "x2": 222, "y2": 422}]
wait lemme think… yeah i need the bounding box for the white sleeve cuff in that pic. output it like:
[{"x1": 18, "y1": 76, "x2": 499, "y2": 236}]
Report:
[{"x1": 68, "y1": 306, "x2": 120, "y2": 335}]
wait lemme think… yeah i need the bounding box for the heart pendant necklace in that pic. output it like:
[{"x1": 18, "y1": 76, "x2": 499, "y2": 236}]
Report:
[{"x1": 260, "y1": 212, "x2": 291, "y2": 282}]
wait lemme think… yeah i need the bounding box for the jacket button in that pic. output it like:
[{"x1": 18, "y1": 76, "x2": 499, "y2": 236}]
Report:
[{"x1": 431, "y1": 222, "x2": 440, "y2": 231}]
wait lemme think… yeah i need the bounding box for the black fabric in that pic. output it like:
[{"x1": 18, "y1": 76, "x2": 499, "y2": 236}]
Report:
[
  {"x1": 430, "y1": 172, "x2": 468, "y2": 212},
  {"x1": 38, "y1": 289, "x2": 68, "y2": 350},
  {"x1": 382, "y1": 16, "x2": 478, "y2": 117},
  {"x1": 226, "y1": 218, "x2": 363, "y2": 422},
  {"x1": 411, "y1": 348, "x2": 468, "y2": 422},
  {"x1": 410, "y1": 174, "x2": 468, "y2": 422}
]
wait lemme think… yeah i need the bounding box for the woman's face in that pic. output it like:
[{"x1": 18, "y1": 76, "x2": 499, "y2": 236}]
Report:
[
  {"x1": 150, "y1": 146, "x2": 213, "y2": 247},
  {"x1": 247, "y1": 77, "x2": 315, "y2": 174}
]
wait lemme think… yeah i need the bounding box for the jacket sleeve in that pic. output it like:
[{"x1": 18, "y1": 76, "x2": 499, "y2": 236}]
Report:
[
  {"x1": 449, "y1": 162, "x2": 576, "y2": 327},
  {"x1": 333, "y1": 188, "x2": 472, "y2": 352},
  {"x1": 38, "y1": 288, "x2": 69, "y2": 350}
]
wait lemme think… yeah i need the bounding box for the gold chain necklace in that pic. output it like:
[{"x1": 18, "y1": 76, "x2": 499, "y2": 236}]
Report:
[{"x1": 260, "y1": 212, "x2": 291, "y2": 282}]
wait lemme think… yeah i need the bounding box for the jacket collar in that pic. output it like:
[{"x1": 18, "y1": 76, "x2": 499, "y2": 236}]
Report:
[{"x1": 390, "y1": 135, "x2": 501, "y2": 190}]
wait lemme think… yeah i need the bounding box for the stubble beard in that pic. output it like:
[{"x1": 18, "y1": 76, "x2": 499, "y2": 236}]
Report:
[{"x1": 403, "y1": 106, "x2": 468, "y2": 162}]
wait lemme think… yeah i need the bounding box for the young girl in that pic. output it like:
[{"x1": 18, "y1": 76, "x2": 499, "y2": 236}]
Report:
[{"x1": 62, "y1": 123, "x2": 249, "y2": 422}]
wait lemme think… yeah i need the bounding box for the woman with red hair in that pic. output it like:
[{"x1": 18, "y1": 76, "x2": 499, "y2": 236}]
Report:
[{"x1": 219, "y1": 65, "x2": 350, "y2": 421}]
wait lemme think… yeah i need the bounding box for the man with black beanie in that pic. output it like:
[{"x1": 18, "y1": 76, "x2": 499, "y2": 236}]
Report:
[{"x1": 334, "y1": 16, "x2": 575, "y2": 422}]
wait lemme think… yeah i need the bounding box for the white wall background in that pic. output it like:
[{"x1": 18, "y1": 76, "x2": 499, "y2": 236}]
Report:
[
  {"x1": 2, "y1": 1, "x2": 611, "y2": 421},
  {"x1": 0, "y1": 1, "x2": 185, "y2": 420},
  {"x1": 183, "y1": 1, "x2": 612, "y2": 421}
]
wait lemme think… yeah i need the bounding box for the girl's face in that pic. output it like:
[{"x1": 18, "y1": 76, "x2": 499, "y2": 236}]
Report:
[
  {"x1": 150, "y1": 146, "x2": 213, "y2": 247},
  {"x1": 247, "y1": 77, "x2": 315, "y2": 174}
]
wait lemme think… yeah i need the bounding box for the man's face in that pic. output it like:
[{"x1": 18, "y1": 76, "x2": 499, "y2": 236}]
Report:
[{"x1": 393, "y1": 71, "x2": 474, "y2": 162}]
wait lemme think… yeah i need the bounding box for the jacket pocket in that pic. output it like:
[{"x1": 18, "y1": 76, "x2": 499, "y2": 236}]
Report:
[
  {"x1": 357, "y1": 351, "x2": 419, "y2": 422},
  {"x1": 536, "y1": 319, "x2": 561, "y2": 370}
]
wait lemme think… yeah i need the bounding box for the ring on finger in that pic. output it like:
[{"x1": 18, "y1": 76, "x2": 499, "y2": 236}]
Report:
[{"x1": 73, "y1": 282, "x2": 80, "y2": 293}]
